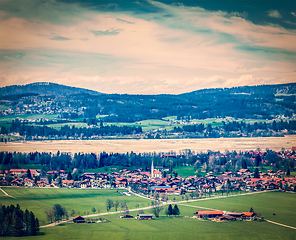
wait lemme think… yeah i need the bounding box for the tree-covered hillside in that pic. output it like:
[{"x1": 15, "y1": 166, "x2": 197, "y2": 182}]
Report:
[
  {"x1": 0, "y1": 82, "x2": 101, "y2": 97},
  {"x1": 0, "y1": 82, "x2": 295, "y2": 122}
]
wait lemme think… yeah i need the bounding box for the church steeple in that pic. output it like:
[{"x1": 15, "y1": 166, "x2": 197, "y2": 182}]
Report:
[{"x1": 151, "y1": 160, "x2": 154, "y2": 179}]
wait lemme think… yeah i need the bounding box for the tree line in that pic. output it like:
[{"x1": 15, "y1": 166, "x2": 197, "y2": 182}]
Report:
[
  {"x1": 0, "y1": 148, "x2": 294, "y2": 179},
  {"x1": 0, "y1": 204, "x2": 39, "y2": 237},
  {"x1": 174, "y1": 120, "x2": 296, "y2": 133},
  {"x1": 4, "y1": 119, "x2": 142, "y2": 138}
]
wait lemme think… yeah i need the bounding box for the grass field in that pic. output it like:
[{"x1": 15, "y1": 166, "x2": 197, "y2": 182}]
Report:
[
  {"x1": 44, "y1": 122, "x2": 89, "y2": 130},
  {"x1": 186, "y1": 191, "x2": 296, "y2": 227},
  {"x1": 14, "y1": 215, "x2": 294, "y2": 240},
  {"x1": 105, "y1": 119, "x2": 170, "y2": 131},
  {"x1": 172, "y1": 166, "x2": 196, "y2": 178},
  {"x1": 0, "y1": 189, "x2": 295, "y2": 239},
  {"x1": 0, "y1": 113, "x2": 284, "y2": 134},
  {"x1": 0, "y1": 188, "x2": 151, "y2": 225},
  {"x1": 0, "y1": 114, "x2": 59, "y2": 122}
]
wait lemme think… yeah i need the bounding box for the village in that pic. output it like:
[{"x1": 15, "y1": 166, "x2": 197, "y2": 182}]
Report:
[
  {"x1": 0, "y1": 148, "x2": 295, "y2": 228},
  {"x1": 1, "y1": 148, "x2": 296, "y2": 196}
]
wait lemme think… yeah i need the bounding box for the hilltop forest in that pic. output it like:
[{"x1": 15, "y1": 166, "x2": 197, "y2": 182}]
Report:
[{"x1": 0, "y1": 82, "x2": 295, "y2": 140}]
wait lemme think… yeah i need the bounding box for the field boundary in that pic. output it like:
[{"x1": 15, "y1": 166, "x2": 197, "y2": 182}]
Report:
[{"x1": 0, "y1": 187, "x2": 16, "y2": 199}]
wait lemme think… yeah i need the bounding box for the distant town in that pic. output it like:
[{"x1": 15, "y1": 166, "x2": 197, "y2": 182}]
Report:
[{"x1": 1, "y1": 148, "x2": 295, "y2": 198}]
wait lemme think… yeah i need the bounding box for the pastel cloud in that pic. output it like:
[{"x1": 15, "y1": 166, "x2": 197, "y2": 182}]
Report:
[
  {"x1": 268, "y1": 10, "x2": 282, "y2": 19},
  {"x1": 0, "y1": 0, "x2": 295, "y2": 94}
]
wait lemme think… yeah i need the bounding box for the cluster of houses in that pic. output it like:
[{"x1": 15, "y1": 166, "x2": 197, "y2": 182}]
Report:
[
  {"x1": 0, "y1": 94, "x2": 83, "y2": 118},
  {"x1": 73, "y1": 211, "x2": 256, "y2": 223},
  {"x1": 1, "y1": 159, "x2": 296, "y2": 197},
  {"x1": 194, "y1": 210, "x2": 256, "y2": 221}
]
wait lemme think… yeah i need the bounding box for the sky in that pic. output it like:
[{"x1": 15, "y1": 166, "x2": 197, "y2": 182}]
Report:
[{"x1": 0, "y1": 0, "x2": 295, "y2": 94}]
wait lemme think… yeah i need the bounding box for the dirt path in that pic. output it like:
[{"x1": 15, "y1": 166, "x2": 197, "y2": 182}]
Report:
[
  {"x1": 40, "y1": 204, "x2": 167, "y2": 228},
  {"x1": 40, "y1": 190, "x2": 295, "y2": 231},
  {"x1": 265, "y1": 220, "x2": 296, "y2": 230},
  {"x1": 0, "y1": 187, "x2": 16, "y2": 199}
]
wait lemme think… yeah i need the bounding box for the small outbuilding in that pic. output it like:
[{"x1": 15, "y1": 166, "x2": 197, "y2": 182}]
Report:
[
  {"x1": 73, "y1": 215, "x2": 85, "y2": 223},
  {"x1": 119, "y1": 214, "x2": 134, "y2": 218},
  {"x1": 137, "y1": 214, "x2": 153, "y2": 220},
  {"x1": 219, "y1": 215, "x2": 236, "y2": 221},
  {"x1": 195, "y1": 210, "x2": 224, "y2": 219}
]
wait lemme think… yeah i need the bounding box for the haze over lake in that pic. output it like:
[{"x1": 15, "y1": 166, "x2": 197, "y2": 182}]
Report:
[{"x1": 1, "y1": 135, "x2": 295, "y2": 154}]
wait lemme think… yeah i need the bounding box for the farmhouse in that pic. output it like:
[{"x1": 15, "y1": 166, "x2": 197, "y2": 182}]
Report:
[
  {"x1": 195, "y1": 210, "x2": 224, "y2": 219},
  {"x1": 242, "y1": 212, "x2": 255, "y2": 220},
  {"x1": 137, "y1": 214, "x2": 153, "y2": 220},
  {"x1": 73, "y1": 215, "x2": 85, "y2": 223}
]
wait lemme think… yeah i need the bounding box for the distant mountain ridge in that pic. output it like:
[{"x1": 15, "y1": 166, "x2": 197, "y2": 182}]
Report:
[
  {"x1": 182, "y1": 82, "x2": 296, "y2": 96},
  {"x1": 1, "y1": 82, "x2": 296, "y2": 97},
  {"x1": 0, "y1": 81, "x2": 295, "y2": 121},
  {"x1": 0, "y1": 82, "x2": 101, "y2": 96}
]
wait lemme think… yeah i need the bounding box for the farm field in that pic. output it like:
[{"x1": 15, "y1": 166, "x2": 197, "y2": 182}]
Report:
[
  {"x1": 4, "y1": 215, "x2": 295, "y2": 240},
  {"x1": 0, "y1": 114, "x2": 60, "y2": 122},
  {"x1": 0, "y1": 187, "x2": 151, "y2": 225},
  {"x1": 1, "y1": 135, "x2": 296, "y2": 153},
  {"x1": 0, "y1": 188, "x2": 295, "y2": 239},
  {"x1": 185, "y1": 191, "x2": 296, "y2": 228},
  {"x1": 172, "y1": 166, "x2": 197, "y2": 178}
]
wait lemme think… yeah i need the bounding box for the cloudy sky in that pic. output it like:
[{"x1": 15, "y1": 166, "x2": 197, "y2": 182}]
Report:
[{"x1": 0, "y1": 0, "x2": 295, "y2": 94}]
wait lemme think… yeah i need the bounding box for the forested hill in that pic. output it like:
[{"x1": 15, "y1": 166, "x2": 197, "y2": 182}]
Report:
[
  {"x1": 0, "y1": 82, "x2": 101, "y2": 97},
  {"x1": 182, "y1": 83, "x2": 296, "y2": 96},
  {"x1": 0, "y1": 82, "x2": 295, "y2": 121}
]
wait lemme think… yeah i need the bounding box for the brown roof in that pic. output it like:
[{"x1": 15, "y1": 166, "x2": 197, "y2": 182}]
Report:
[{"x1": 196, "y1": 210, "x2": 224, "y2": 216}]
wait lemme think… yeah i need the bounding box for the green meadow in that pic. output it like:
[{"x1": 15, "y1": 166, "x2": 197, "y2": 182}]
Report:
[
  {"x1": 0, "y1": 114, "x2": 60, "y2": 122},
  {"x1": 0, "y1": 113, "x2": 276, "y2": 134},
  {"x1": 0, "y1": 187, "x2": 151, "y2": 225},
  {"x1": 0, "y1": 188, "x2": 295, "y2": 239},
  {"x1": 186, "y1": 191, "x2": 296, "y2": 227}
]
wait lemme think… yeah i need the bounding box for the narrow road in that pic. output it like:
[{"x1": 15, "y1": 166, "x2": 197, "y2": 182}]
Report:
[
  {"x1": 0, "y1": 187, "x2": 16, "y2": 199},
  {"x1": 40, "y1": 204, "x2": 168, "y2": 228},
  {"x1": 40, "y1": 189, "x2": 295, "y2": 231},
  {"x1": 265, "y1": 220, "x2": 296, "y2": 230},
  {"x1": 130, "y1": 189, "x2": 296, "y2": 230},
  {"x1": 178, "y1": 203, "x2": 221, "y2": 211}
]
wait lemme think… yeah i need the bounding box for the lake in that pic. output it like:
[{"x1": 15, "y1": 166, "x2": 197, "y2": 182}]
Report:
[{"x1": 0, "y1": 135, "x2": 295, "y2": 154}]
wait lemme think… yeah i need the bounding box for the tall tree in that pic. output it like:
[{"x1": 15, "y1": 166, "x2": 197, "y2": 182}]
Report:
[
  {"x1": 105, "y1": 199, "x2": 114, "y2": 212},
  {"x1": 91, "y1": 207, "x2": 96, "y2": 213},
  {"x1": 53, "y1": 204, "x2": 65, "y2": 222},
  {"x1": 150, "y1": 201, "x2": 163, "y2": 218},
  {"x1": 172, "y1": 204, "x2": 180, "y2": 217},
  {"x1": 26, "y1": 169, "x2": 32, "y2": 179},
  {"x1": 254, "y1": 168, "x2": 260, "y2": 178},
  {"x1": 287, "y1": 168, "x2": 290, "y2": 176},
  {"x1": 35, "y1": 218, "x2": 39, "y2": 234},
  {"x1": 255, "y1": 155, "x2": 261, "y2": 167},
  {"x1": 28, "y1": 212, "x2": 36, "y2": 236},
  {"x1": 67, "y1": 171, "x2": 73, "y2": 180},
  {"x1": 242, "y1": 159, "x2": 247, "y2": 169},
  {"x1": 12, "y1": 209, "x2": 22, "y2": 237},
  {"x1": 113, "y1": 200, "x2": 119, "y2": 211},
  {"x1": 24, "y1": 209, "x2": 29, "y2": 235},
  {"x1": 168, "y1": 204, "x2": 173, "y2": 217}
]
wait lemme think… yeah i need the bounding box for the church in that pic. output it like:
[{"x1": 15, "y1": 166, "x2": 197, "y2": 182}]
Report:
[{"x1": 150, "y1": 160, "x2": 162, "y2": 179}]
